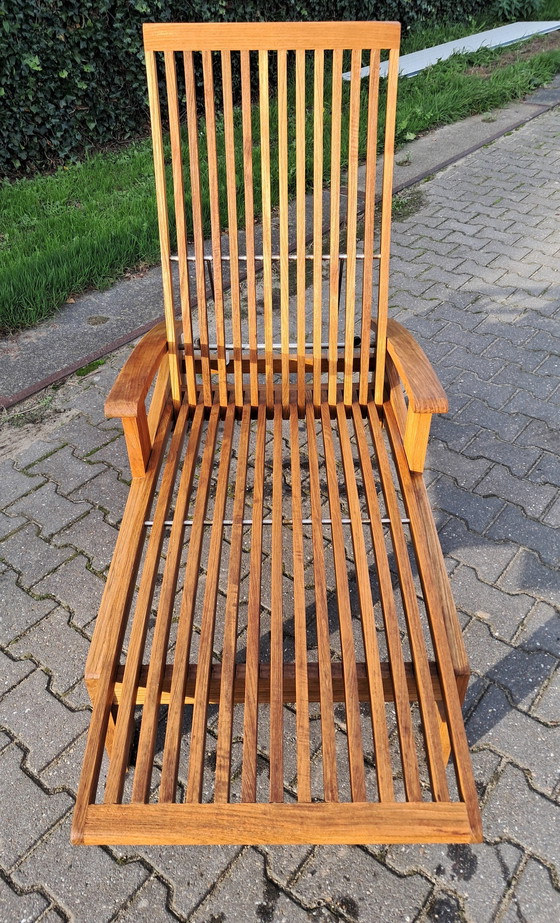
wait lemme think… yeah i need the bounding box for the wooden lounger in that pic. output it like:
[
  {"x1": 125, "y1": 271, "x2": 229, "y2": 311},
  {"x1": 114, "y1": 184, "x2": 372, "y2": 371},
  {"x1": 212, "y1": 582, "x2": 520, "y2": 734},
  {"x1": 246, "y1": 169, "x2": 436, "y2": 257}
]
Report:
[{"x1": 72, "y1": 20, "x2": 482, "y2": 846}]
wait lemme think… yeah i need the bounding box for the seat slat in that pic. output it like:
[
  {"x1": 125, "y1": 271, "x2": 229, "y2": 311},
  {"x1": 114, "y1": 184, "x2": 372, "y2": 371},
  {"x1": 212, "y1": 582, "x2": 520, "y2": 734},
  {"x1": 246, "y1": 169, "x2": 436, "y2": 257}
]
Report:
[
  {"x1": 104, "y1": 399, "x2": 192, "y2": 805},
  {"x1": 290, "y1": 405, "x2": 311, "y2": 802},
  {"x1": 305, "y1": 404, "x2": 338, "y2": 802},
  {"x1": 312, "y1": 50, "x2": 324, "y2": 409},
  {"x1": 259, "y1": 51, "x2": 274, "y2": 410},
  {"x1": 320, "y1": 403, "x2": 367, "y2": 802},
  {"x1": 343, "y1": 49, "x2": 361, "y2": 406},
  {"x1": 367, "y1": 401, "x2": 450, "y2": 802},
  {"x1": 154, "y1": 402, "x2": 221, "y2": 803},
  {"x1": 270, "y1": 403, "x2": 284, "y2": 801},
  {"x1": 352, "y1": 404, "x2": 423, "y2": 801},
  {"x1": 335, "y1": 404, "x2": 397, "y2": 802},
  {"x1": 278, "y1": 49, "x2": 290, "y2": 411},
  {"x1": 328, "y1": 50, "x2": 343, "y2": 406},
  {"x1": 241, "y1": 402, "x2": 267, "y2": 802},
  {"x1": 214, "y1": 404, "x2": 252, "y2": 802},
  {"x1": 240, "y1": 50, "x2": 259, "y2": 407},
  {"x1": 296, "y1": 48, "x2": 307, "y2": 413}
]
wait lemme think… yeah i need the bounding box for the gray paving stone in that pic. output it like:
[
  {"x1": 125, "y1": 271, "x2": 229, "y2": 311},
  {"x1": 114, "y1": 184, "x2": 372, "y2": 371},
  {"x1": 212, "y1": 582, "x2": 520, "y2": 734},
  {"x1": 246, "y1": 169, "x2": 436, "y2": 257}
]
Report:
[
  {"x1": 386, "y1": 841, "x2": 521, "y2": 923},
  {"x1": 499, "y1": 549, "x2": 559, "y2": 606},
  {"x1": 0, "y1": 459, "x2": 45, "y2": 506},
  {"x1": 467, "y1": 684, "x2": 559, "y2": 795},
  {"x1": 54, "y1": 508, "x2": 118, "y2": 573},
  {"x1": 426, "y1": 441, "x2": 491, "y2": 491},
  {"x1": 542, "y1": 495, "x2": 560, "y2": 528},
  {"x1": 289, "y1": 845, "x2": 432, "y2": 921},
  {"x1": 9, "y1": 607, "x2": 89, "y2": 699},
  {"x1": 516, "y1": 602, "x2": 560, "y2": 659},
  {"x1": 517, "y1": 419, "x2": 559, "y2": 455},
  {"x1": 0, "y1": 669, "x2": 89, "y2": 773},
  {"x1": 483, "y1": 764, "x2": 559, "y2": 873},
  {"x1": 432, "y1": 476, "x2": 504, "y2": 534},
  {"x1": 454, "y1": 399, "x2": 528, "y2": 442},
  {"x1": 69, "y1": 466, "x2": 130, "y2": 525},
  {"x1": 0, "y1": 524, "x2": 74, "y2": 588},
  {"x1": 0, "y1": 743, "x2": 72, "y2": 870},
  {"x1": 532, "y1": 668, "x2": 560, "y2": 725},
  {"x1": 474, "y1": 464, "x2": 557, "y2": 519},
  {"x1": 503, "y1": 858, "x2": 560, "y2": 923},
  {"x1": 0, "y1": 875, "x2": 49, "y2": 921},
  {"x1": 0, "y1": 510, "x2": 27, "y2": 539},
  {"x1": 11, "y1": 438, "x2": 66, "y2": 470},
  {"x1": 0, "y1": 571, "x2": 55, "y2": 644},
  {"x1": 88, "y1": 433, "x2": 131, "y2": 475},
  {"x1": 260, "y1": 845, "x2": 315, "y2": 886},
  {"x1": 52, "y1": 415, "x2": 117, "y2": 457},
  {"x1": 449, "y1": 565, "x2": 533, "y2": 641},
  {"x1": 29, "y1": 445, "x2": 107, "y2": 494},
  {"x1": 13, "y1": 813, "x2": 148, "y2": 923},
  {"x1": 113, "y1": 875, "x2": 179, "y2": 922},
  {"x1": 439, "y1": 519, "x2": 516, "y2": 585},
  {"x1": 488, "y1": 506, "x2": 560, "y2": 569},
  {"x1": 0, "y1": 649, "x2": 35, "y2": 698},
  {"x1": 190, "y1": 849, "x2": 335, "y2": 923},
  {"x1": 33, "y1": 554, "x2": 105, "y2": 628},
  {"x1": 8, "y1": 481, "x2": 88, "y2": 539},
  {"x1": 463, "y1": 433, "x2": 541, "y2": 480}
]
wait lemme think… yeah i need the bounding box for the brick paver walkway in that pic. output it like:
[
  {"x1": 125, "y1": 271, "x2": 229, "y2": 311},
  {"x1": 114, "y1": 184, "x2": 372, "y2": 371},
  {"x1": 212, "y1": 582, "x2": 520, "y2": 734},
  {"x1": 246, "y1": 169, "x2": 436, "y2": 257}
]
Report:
[{"x1": 1, "y1": 107, "x2": 559, "y2": 922}]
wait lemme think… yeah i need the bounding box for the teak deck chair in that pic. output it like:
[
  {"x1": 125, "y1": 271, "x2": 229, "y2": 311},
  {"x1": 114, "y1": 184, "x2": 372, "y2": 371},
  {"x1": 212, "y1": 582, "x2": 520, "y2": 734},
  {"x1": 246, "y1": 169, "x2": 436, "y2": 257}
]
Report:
[{"x1": 72, "y1": 21, "x2": 482, "y2": 846}]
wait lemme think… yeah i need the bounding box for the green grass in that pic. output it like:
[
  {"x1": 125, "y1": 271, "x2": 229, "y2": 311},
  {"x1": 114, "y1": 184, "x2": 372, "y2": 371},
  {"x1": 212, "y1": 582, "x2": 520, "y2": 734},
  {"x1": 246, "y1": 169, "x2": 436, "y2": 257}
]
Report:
[{"x1": 1, "y1": 18, "x2": 560, "y2": 333}]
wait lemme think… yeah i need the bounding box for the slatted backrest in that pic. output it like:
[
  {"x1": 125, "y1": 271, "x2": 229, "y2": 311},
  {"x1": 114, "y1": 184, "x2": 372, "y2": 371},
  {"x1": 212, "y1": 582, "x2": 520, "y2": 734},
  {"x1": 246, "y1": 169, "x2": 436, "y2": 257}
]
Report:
[{"x1": 144, "y1": 21, "x2": 400, "y2": 411}]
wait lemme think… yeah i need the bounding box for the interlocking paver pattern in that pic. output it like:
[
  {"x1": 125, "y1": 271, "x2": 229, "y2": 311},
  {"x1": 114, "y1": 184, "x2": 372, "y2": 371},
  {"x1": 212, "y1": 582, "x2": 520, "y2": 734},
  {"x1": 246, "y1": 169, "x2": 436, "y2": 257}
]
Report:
[{"x1": 1, "y1": 106, "x2": 559, "y2": 921}]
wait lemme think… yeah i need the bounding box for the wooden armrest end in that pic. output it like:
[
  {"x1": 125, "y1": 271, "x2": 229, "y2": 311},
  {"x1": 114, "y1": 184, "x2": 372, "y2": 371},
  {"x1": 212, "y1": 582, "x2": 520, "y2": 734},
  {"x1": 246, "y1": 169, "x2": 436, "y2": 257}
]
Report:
[
  {"x1": 105, "y1": 321, "x2": 169, "y2": 419},
  {"x1": 386, "y1": 318, "x2": 448, "y2": 415}
]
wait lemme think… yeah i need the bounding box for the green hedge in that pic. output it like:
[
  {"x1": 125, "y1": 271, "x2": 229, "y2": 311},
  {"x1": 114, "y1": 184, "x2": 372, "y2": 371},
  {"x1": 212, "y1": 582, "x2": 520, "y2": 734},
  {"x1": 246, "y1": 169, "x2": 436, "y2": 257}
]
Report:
[{"x1": 0, "y1": 1, "x2": 486, "y2": 176}]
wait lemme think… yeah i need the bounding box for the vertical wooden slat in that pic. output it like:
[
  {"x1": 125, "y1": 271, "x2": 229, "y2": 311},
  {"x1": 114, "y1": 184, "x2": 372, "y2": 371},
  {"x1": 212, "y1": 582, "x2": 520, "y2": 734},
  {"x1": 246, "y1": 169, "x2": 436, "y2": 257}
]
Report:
[
  {"x1": 295, "y1": 48, "x2": 307, "y2": 413},
  {"x1": 320, "y1": 403, "x2": 366, "y2": 801},
  {"x1": 359, "y1": 49, "x2": 380, "y2": 405},
  {"x1": 289, "y1": 405, "x2": 311, "y2": 801},
  {"x1": 312, "y1": 50, "x2": 324, "y2": 409},
  {"x1": 214, "y1": 404, "x2": 251, "y2": 802},
  {"x1": 221, "y1": 50, "x2": 243, "y2": 408},
  {"x1": 130, "y1": 402, "x2": 204, "y2": 803},
  {"x1": 184, "y1": 51, "x2": 212, "y2": 405},
  {"x1": 186, "y1": 403, "x2": 236, "y2": 803},
  {"x1": 343, "y1": 49, "x2": 361, "y2": 406},
  {"x1": 154, "y1": 402, "x2": 221, "y2": 803},
  {"x1": 374, "y1": 47, "x2": 399, "y2": 405},
  {"x1": 145, "y1": 50, "x2": 181, "y2": 410},
  {"x1": 104, "y1": 400, "x2": 191, "y2": 805},
  {"x1": 335, "y1": 403, "x2": 395, "y2": 801},
  {"x1": 277, "y1": 49, "x2": 290, "y2": 412},
  {"x1": 241, "y1": 402, "x2": 266, "y2": 801},
  {"x1": 164, "y1": 52, "x2": 196, "y2": 406},
  {"x1": 328, "y1": 49, "x2": 343, "y2": 406},
  {"x1": 259, "y1": 50, "x2": 274, "y2": 410},
  {"x1": 352, "y1": 403, "x2": 423, "y2": 802},
  {"x1": 305, "y1": 403, "x2": 338, "y2": 802},
  {"x1": 202, "y1": 50, "x2": 228, "y2": 407},
  {"x1": 270, "y1": 402, "x2": 284, "y2": 801},
  {"x1": 241, "y1": 50, "x2": 259, "y2": 407}
]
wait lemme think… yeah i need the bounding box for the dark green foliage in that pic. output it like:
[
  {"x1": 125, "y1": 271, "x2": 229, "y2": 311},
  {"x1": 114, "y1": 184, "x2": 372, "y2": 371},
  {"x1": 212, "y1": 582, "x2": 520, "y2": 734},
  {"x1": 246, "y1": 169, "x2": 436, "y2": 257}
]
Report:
[{"x1": 0, "y1": 1, "x2": 487, "y2": 176}]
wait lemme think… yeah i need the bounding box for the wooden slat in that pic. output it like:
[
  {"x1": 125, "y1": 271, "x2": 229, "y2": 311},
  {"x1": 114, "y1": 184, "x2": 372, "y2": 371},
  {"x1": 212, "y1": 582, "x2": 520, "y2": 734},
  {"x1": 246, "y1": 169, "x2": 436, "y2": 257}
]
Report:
[
  {"x1": 296, "y1": 48, "x2": 307, "y2": 413},
  {"x1": 335, "y1": 403, "x2": 396, "y2": 802},
  {"x1": 289, "y1": 405, "x2": 311, "y2": 801},
  {"x1": 359, "y1": 49, "x2": 381, "y2": 405},
  {"x1": 104, "y1": 400, "x2": 191, "y2": 805},
  {"x1": 164, "y1": 51, "x2": 196, "y2": 406},
  {"x1": 270, "y1": 402, "x2": 284, "y2": 801},
  {"x1": 145, "y1": 51, "x2": 181, "y2": 410},
  {"x1": 368, "y1": 401, "x2": 450, "y2": 802},
  {"x1": 241, "y1": 402, "x2": 266, "y2": 801},
  {"x1": 305, "y1": 404, "x2": 338, "y2": 802},
  {"x1": 343, "y1": 49, "x2": 361, "y2": 405},
  {"x1": 259, "y1": 51, "x2": 274, "y2": 410},
  {"x1": 312, "y1": 50, "x2": 324, "y2": 409},
  {"x1": 73, "y1": 406, "x2": 173, "y2": 838},
  {"x1": 320, "y1": 403, "x2": 366, "y2": 801},
  {"x1": 214, "y1": 404, "x2": 251, "y2": 802},
  {"x1": 138, "y1": 402, "x2": 219, "y2": 804},
  {"x1": 384, "y1": 403, "x2": 481, "y2": 837},
  {"x1": 184, "y1": 51, "x2": 212, "y2": 405},
  {"x1": 328, "y1": 50, "x2": 343, "y2": 406},
  {"x1": 186, "y1": 402, "x2": 236, "y2": 803},
  {"x1": 130, "y1": 402, "x2": 205, "y2": 803},
  {"x1": 278, "y1": 49, "x2": 290, "y2": 411},
  {"x1": 221, "y1": 50, "x2": 243, "y2": 408},
  {"x1": 352, "y1": 403, "x2": 423, "y2": 801},
  {"x1": 143, "y1": 21, "x2": 402, "y2": 53},
  {"x1": 240, "y1": 51, "x2": 259, "y2": 407},
  {"x1": 374, "y1": 47, "x2": 399, "y2": 405},
  {"x1": 202, "y1": 51, "x2": 227, "y2": 407}
]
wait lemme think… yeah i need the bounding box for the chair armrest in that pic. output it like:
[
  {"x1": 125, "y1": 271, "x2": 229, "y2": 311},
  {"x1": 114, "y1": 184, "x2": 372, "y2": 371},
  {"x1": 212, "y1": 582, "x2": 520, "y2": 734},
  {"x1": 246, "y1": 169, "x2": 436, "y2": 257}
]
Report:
[
  {"x1": 105, "y1": 321, "x2": 171, "y2": 478},
  {"x1": 383, "y1": 319, "x2": 447, "y2": 473},
  {"x1": 386, "y1": 318, "x2": 448, "y2": 415}
]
